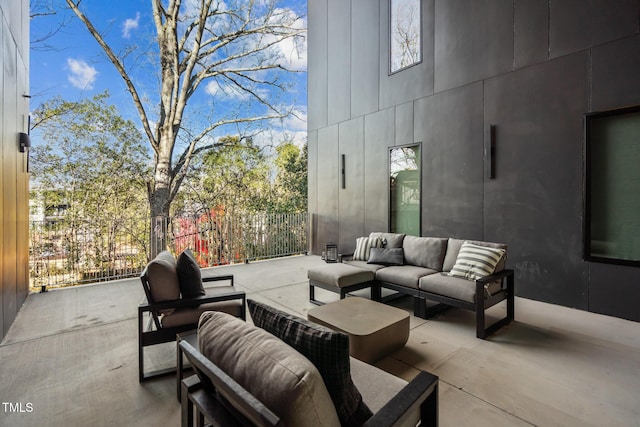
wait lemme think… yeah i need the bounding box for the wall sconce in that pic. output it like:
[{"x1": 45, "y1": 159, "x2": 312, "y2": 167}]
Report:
[
  {"x1": 19, "y1": 132, "x2": 31, "y2": 153},
  {"x1": 484, "y1": 125, "x2": 496, "y2": 179},
  {"x1": 341, "y1": 154, "x2": 346, "y2": 189}
]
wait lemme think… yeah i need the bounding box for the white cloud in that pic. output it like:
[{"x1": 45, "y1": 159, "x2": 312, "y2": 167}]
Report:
[
  {"x1": 122, "y1": 12, "x2": 140, "y2": 39},
  {"x1": 66, "y1": 58, "x2": 98, "y2": 90}
]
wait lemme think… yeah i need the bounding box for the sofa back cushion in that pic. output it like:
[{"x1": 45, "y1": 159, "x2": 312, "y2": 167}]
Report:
[
  {"x1": 402, "y1": 236, "x2": 448, "y2": 270},
  {"x1": 145, "y1": 250, "x2": 180, "y2": 314},
  {"x1": 443, "y1": 238, "x2": 507, "y2": 272},
  {"x1": 368, "y1": 232, "x2": 405, "y2": 249},
  {"x1": 198, "y1": 311, "x2": 341, "y2": 427}
]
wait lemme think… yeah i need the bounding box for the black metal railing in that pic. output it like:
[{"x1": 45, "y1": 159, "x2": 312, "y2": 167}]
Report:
[{"x1": 29, "y1": 212, "x2": 308, "y2": 291}]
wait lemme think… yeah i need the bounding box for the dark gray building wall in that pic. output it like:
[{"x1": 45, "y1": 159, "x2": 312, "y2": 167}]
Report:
[
  {"x1": 307, "y1": 0, "x2": 640, "y2": 321},
  {"x1": 1, "y1": 0, "x2": 30, "y2": 341}
]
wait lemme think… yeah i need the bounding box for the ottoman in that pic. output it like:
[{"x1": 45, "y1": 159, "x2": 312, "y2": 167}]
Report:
[
  {"x1": 307, "y1": 263, "x2": 378, "y2": 305},
  {"x1": 308, "y1": 297, "x2": 410, "y2": 363}
]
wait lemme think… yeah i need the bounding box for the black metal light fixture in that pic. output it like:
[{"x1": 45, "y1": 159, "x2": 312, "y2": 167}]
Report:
[
  {"x1": 324, "y1": 242, "x2": 338, "y2": 263},
  {"x1": 19, "y1": 132, "x2": 31, "y2": 153}
]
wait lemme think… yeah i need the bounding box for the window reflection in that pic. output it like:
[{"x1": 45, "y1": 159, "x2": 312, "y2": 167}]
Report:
[
  {"x1": 390, "y1": 0, "x2": 422, "y2": 73},
  {"x1": 390, "y1": 145, "x2": 421, "y2": 235}
]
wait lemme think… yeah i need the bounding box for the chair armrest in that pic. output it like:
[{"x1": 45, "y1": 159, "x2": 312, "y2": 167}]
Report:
[
  {"x1": 339, "y1": 252, "x2": 354, "y2": 262},
  {"x1": 364, "y1": 371, "x2": 438, "y2": 427},
  {"x1": 203, "y1": 274, "x2": 234, "y2": 286},
  {"x1": 139, "y1": 290, "x2": 246, "y2": 312},
  {"x1": 475, "y1": 268, "x2": 514, "y2": 285}
]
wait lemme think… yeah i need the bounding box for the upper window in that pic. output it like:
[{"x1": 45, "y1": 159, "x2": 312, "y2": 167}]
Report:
[
  {"x1": 585, "y1": 106, "x2": 640, "y2": 266},
  {"x1": 389, "y1": 0, "x2": 422, "y2": 74}
]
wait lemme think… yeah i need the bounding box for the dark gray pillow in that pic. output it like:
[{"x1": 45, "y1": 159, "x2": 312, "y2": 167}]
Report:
[
  {"x1": 367, "y1": 247, "x2": 404, "y2": 266},
  {"x1": 247, "y1": 299, "x2": 373, "y2": 427},
  {"x1": 176, "y1": 249, "x2": 205, "y2": 298}
]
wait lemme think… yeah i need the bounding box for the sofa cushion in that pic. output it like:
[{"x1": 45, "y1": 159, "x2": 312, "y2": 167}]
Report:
[
  {"x1": 376, "y1": 265, "x2": 438, "y2": 289},
  {"x1": 176, "y1": 249, "x2": 205, "y2": 298},
  {"x1": 443, "y1": 238, "x2": 508, "y2": 272},
  {"x1": 368, "y1": 248, "x2": 404, "y2": 266},
  {"x1": 308, "y1": 263, "x2": 375, "y2": 288},
  {"x1": 353, "y1": 236, "x2": 382, "y2": 261},
  {"x1": 449, "y1": 242, "x2": 506, "y2": 280},
  {"x1": 344, "y1": 260, "x2": 387, "y2": 272},
  {"x1": 402, "y1": 236, "x2": 448, "y2": 270},
  {"x1": 368, "y1": 232, "x2": 405, "y2": 249},
  {"x1": 145, "y1": 250, "x2": 180, "y2": 314},
  {"x1": 198, "y1": 311, "x2": 341, "y2": 427},
  {"x1": 419, "y1": 273, "x2": 503, "y2": 303},
  {"x1": 247, "y1": 300, "x2": 373, "y2": 427}
]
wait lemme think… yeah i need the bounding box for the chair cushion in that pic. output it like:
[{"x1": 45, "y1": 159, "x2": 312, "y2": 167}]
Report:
[
  {"x1": 161, "y1": 286, "x2": 243, "y2": 327},
  {"x1": 349, "y1": 357, "x2": 419, "y2": 427},
  {"x1": 449, "y1": 242, "x2": 506, "y2": 281},
  {"x1": 402, "y1": 236, "x2": 448, "y2": 270},
  {"x1": 353, "y1": 236, "x2": 382, "y2": 261},
  {"x1": 145, "y1": 250, "x2": 180, "y2": 314},
  {"x1": 248, "y1": 299, "x2": 373, "y2": 427},
  {"x1": 198, "y1": 311, "x2": 341, "y2": 427},
  {"x1": 368, "y1": 232, "x2": 405, "y2": 248},
  {"x1": 375, "y1": 265, "x2": 438, "y2": 289},
  {"x1": 176, "y1": 249, "x2": 205, "y2": 298},
  {"x1": 368, "y1": 247, "x2": 404, "y2": 266}
]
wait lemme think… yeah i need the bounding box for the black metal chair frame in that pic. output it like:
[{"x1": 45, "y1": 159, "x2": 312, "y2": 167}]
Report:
[
  {"x1": 179, "y1": 339, "x2": 439, "y2": 427},
  {"x1": 138, "y1": 272, "x2": 246, "y2": 382}
]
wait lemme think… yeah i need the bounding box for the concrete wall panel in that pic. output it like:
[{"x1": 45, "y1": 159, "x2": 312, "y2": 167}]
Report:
[
  {"x1": 316, "y1": 125, "x2": 340, "y2": 250},
  {"x1": 351, "y1": 0, "x2": 379, "y2": 117},
  {"x1": 484, "y1": 53, "x2": 589, "y2": 308},
  {"x1": 414, "y1": 83, "x2": 484, "y2": 239},
  {"x1": 434, "y1": 0, "x2": 513, "y2": 93},
  {"x1": 338, "y1": 118, "x2": 365, "y2": 252},
  {"x1": 327, "y1": 0, "x2": 351, "y2": 124},
  {"x1": 514, "y1": 0, "x2": 548, "y2": 69},
  {"x1": 364, "y1": 108, "x2": 394, "y2": 234},
  {"x1": 550, "y1": 0, "x2": 638, "y2": 59},
  {"x1": 308, "y1": 0, "x2": 328, "y2": 131},
  {"x1": 591, "y1": 35, "x2": 640, "y2": 112}
]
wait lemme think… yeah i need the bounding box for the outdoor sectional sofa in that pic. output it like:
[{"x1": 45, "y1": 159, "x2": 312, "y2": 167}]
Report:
[{"x1": 308, "y1": 232, "x2": 515, "y2": 339}]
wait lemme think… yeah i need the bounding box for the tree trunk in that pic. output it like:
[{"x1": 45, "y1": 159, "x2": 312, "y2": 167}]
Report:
[{"x1": 149, "y1": 140, "x2": 174, "y2": 258}]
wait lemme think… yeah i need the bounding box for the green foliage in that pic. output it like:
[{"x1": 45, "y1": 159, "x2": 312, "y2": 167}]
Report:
[
  {"x1": 174, "y1": 136, "x2": 272, "y2": 217},
  {"x1": 30, "y1": 91, "x2": 150, "y2": 219},
  {"x1": 271, "y1": 141, "x2": 307, "y2": 213},
  {"x1": 29, "y1": 92, "x2": 151, "y2": 279}
]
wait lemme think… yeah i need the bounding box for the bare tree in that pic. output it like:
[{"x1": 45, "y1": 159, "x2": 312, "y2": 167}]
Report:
[{"x1": 65, "y1": 0, "x2": 305, "y2": 254}]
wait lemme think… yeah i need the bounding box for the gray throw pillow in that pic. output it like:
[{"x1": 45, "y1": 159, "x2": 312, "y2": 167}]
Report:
[
  {"x1": 367, "y1": 247, "x2": 404, "y2": 266},
  {"x1": 176, "y1": 249, "x2": 205, "y2": 298},
  {"x1": 248, "y1": 299, "x2": 373, "y2": 427}
]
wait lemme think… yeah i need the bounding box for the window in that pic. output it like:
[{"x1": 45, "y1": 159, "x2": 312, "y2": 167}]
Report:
[
  {"x1": 585, "y1": 106, "x2": 640, "y2": 266},
  {"x1": 390, "y1": 145, "x2": 421, "y2": 235},
  {"x1": 389, "y1": 0, "x2": 422, "y2": 74}
]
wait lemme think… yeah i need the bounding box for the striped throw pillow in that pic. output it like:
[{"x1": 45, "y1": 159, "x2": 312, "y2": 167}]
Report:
[
  {"x1": 449, "y1": 242, "x2": 506, "y2": 281},
  {"x1": 353, "y1": 236, "x2": 382, "y2": 261}
]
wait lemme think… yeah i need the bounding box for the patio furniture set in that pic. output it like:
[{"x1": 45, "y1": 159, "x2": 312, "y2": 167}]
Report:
[
  {"x1": 137, "y1": 235, "x2": 513, "y2": 426},
  {"x1": 308, "y1": 232, "x2": 515, "y2": 339}
]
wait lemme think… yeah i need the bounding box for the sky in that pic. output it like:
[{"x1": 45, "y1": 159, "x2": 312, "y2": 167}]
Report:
[{"x1": 29, "y1": 0, "x2": 308, "y2": 153}]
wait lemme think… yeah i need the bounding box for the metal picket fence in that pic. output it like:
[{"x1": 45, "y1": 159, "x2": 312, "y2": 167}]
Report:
[{"x1": 29, "y1": 212, "x2": 308, "y2": 291}]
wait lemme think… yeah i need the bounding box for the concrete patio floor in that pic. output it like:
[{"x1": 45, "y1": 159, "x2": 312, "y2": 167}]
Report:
[{"x1": 1, "y1": 255, "x2": 639, "y2": 426}]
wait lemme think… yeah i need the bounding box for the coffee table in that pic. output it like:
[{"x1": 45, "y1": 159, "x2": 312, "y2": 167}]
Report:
[{"x1": 307, "y1": 297, "x2": 410, "y2": 363}]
